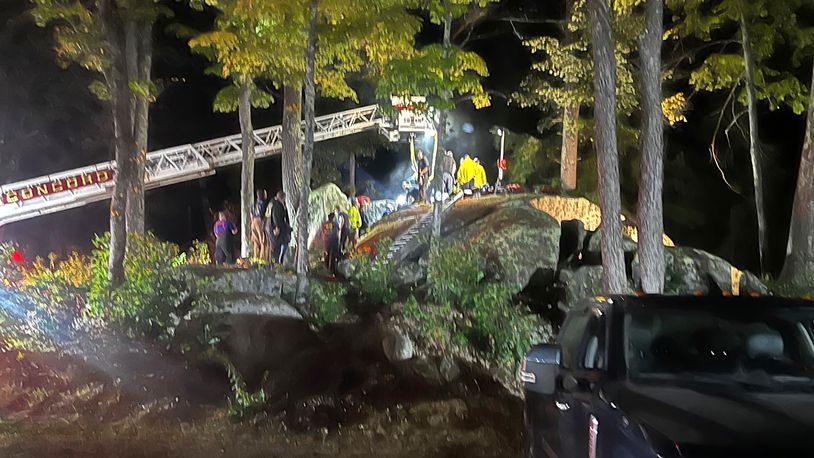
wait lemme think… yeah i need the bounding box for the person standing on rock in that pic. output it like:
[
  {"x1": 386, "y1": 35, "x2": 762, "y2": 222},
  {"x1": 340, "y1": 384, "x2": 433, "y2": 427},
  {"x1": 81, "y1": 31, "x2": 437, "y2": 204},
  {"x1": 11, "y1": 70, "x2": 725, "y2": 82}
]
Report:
[
  {"x1": 267, "y1": 191, "x2": 292, "y2": 264},
  {"x1": 323, "y1": 212, "x2": 338, "y2": 273},
  {"x1": 250, "y1": 189, "x2": 269, "y2": 260},
  {"x1": 334, "y1": 205, "x2": 351, "y2": 256},
  {"x1": 348, "y1": 198, "x2": 363, "y2": 251},
  {"x1": 473, "y1": 157, "x2": 488, "y2": 195},
  {"x1": 416, "y1": 149, "x2": 429, "y2": 203},
  {"x1": 213, "y1": 211, "x2": 238, "y2": 266},
  {"x1": 443, "y1": 150, "x2": 457, "y2": 195}
]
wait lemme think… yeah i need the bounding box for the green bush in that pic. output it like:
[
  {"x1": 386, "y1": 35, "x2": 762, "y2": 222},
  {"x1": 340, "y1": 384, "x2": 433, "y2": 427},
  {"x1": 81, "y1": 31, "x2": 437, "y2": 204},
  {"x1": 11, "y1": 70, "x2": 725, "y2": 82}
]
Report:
[
  {"x1": 468, "y1": 283, "x2": 538, "y2": 368},
  {"x1": 0, "y1": 250, "x2": 92, "y2": 352},
  {"x1": 188, "y1": 240, "x2": 211, "y2": 265},
  {"x1": 87, "y1": 232, "x2": 187, "y2": 340},
  {"x1": 427, "y1": 243, "x2": 484, "y2": 308},
  {"x1": 403, "y1": 295, "x2": 455, "y2": 350},
  {"x1": 351, "y1": 239, "x2": 397, "y2": 305},
  {"x1": 208, "y1": 350, "x2": 268, "y2": 419},
  {"x1": 21, "y1": 252, "x2": 92, "y2": 314},
  {"x1": 0, "y1": 289, "x2": 60, "y2": 352},
  {"x1": 308, "y1": 280, "x2": 347, "y2": 327},
  {"x1": 0, "y1": 242, "x2": 23, "y2": 288},
  {"x1": 767, "y1": 274, "x2": 814, "y2": 299}
]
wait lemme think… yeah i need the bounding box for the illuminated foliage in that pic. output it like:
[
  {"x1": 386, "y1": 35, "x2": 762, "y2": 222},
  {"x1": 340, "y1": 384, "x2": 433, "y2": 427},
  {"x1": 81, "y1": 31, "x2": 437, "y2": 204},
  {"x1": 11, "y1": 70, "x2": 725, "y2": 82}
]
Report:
[
  {"x1": 661, "y1": 92, "x2": 688, "y2": 126},
  {"x1": 30, "y1": 0, "x2": 169, "y2": 101},
  {"x1": 667, "y1": 0, "x2": 814, "y2": 116},
  {"x1": 88, "y1": 232, "x2": 187, "y2": 340},
  {"x1": 377, "y1": 0, "x2": 497, "y2": 112},
  {"x1": 513, "y1": 0, "x2": 642, "y2": 132},
  {"x1": 189, "y1": 0, "x2": 421, "y2": 105}
]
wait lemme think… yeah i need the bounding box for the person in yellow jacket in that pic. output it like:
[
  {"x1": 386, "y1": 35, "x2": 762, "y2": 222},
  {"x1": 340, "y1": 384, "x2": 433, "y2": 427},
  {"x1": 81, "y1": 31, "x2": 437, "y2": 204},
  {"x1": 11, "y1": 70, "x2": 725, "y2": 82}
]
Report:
[
  {"x1": 473, "y1": 157, "x2": 488, "y2": 192},
  {"x1": 347, "y1": 198, "x2": 362, "y2": 251},
  {"x1": 457, "y1": 154, "x2": 477, "y2": 194}
]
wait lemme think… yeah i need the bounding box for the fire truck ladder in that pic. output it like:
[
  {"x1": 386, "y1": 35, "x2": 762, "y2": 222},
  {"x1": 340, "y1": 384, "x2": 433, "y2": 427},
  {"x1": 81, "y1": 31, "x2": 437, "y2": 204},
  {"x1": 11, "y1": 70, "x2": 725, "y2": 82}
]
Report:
[
  {"x1": 0, "y1": 105, "x2": 402, "y2": 227},
  {"x1": 385, "y1": 192, "x2": 463, "y2": 263}
]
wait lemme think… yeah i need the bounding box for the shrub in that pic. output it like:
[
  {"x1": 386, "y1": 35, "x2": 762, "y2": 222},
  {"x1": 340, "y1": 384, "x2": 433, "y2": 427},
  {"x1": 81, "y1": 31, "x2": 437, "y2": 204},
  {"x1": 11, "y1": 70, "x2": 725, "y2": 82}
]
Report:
[
  {"x1": 467, "y1": 283, "x2": 538, "y2": 368},
  {"x1": 0, "y1": 251, "x2": 92, "y2": 352},
  {"x1": 21, "y1": 252, "x2": 92, "y2": 313},
  {"x1": 87, "y1": 232, "x2": 187, "y2": 340},
  {"x1": 0, "y1": 289, "x2": 60, "y2": 352},
  {"x1": 767, "y1": 274, "x2": 814, "y2": 299},
  {"x1": 427, "y1": 243, "x2": 484, "y2": 308},
  {"x1": 208, "y1": 350, "x2": 268, "y2": 419},
  {"x1": 0, "y1": 242, "x2": 23, "y2": 288},
  {"x1": 351, "y1": 239, "x2": 397, "y2": 305},
  {"x1": 188, "y1": 240, "x2": 211, "y2": 265},
  {"x1": 308, "y1": 280, "x2": 347, "y2": 327},
  {"x1": 402, "y1": 295, "x2": 455, "y2": 350}
]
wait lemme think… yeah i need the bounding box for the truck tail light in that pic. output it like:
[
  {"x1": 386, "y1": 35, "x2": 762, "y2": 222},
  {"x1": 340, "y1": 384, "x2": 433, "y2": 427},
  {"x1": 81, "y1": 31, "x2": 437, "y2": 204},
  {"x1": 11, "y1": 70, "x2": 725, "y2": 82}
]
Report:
[{"x1": 520, "y1": 359, "x2": 536, "y2": 384}]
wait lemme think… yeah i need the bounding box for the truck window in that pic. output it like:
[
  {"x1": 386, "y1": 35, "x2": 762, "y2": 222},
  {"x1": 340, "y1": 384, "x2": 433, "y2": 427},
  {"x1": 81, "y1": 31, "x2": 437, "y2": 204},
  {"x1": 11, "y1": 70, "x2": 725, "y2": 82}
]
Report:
[
  {"x1": 561, "y1": 308, "x2": 606, "y2": 371},
  {"x1": 581, "y1": 312, "x2": 606, "y2": 370},
  {"x1": 560, "y1": 309, "x2": 598, "y2": 370}
]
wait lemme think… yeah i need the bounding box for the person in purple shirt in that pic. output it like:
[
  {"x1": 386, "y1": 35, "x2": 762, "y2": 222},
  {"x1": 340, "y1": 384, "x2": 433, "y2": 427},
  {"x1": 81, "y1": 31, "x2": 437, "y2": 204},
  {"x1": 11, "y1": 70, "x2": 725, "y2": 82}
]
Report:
[{"x1": 213, "y1": 211, "x2": 238, "y2": 265}]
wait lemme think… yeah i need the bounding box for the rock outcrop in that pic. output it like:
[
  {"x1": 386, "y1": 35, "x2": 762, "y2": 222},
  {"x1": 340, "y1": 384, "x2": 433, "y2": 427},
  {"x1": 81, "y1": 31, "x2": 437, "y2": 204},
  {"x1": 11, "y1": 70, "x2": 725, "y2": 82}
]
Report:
[
  {"x1": 296, "y1": 183, "x2": 350, "y2": 249},
  {"x1": 446, "y1": 200, "x2": 560, "y2": 294}
]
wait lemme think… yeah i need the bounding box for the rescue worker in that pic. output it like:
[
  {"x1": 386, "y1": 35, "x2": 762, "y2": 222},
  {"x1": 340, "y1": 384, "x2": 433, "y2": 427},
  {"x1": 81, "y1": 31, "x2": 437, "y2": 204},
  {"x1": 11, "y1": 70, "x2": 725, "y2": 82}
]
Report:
[
  {"x1": 473, "y1": 157, "x2": 488, "y2": 194},
  {"x1": 442, "y1": 150, "x2": 456, "y2": 194},
  {"x1": 416, "y1": 149, "x2": 429, "y2": 203},
  {"x1": 457, "y1": 154, "x2": 477, "y2": 195},
  {"x1": 213, "y1": 211, "x2": 238, "y2": 265},
  {"x1": 267, "y1": 191, "x2": 292, "y2": 264},
  {"x1": 323, "y1": 213, "x2": 337, "y2": 273},
  {"x1": 250, "y1": 189, "x2": 268, "y2": 260},
  {"x1": 348, "y1": 198, "x2": 363, "y2": 250},
  {"x1": 334, "y1": 205, "x2": 351, "y2": 257}
]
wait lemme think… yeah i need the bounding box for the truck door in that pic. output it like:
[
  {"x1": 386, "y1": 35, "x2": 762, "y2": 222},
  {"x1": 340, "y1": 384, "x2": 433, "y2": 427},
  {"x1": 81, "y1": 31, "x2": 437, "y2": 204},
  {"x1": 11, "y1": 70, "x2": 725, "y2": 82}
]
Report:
[{"x1": 558, "y1": 306, "x2": 607, "y2": 458}]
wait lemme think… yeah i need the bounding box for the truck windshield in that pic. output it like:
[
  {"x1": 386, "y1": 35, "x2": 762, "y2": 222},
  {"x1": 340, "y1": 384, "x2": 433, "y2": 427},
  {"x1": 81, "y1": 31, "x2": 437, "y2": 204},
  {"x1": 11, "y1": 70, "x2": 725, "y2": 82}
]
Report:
[{"x1": 625, "y1": 306, "x2": 814, "y2": 391}]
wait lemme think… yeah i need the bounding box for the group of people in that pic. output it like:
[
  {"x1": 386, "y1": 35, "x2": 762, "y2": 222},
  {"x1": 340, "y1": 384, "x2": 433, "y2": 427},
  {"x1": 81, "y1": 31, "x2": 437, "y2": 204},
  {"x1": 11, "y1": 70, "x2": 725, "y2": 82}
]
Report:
[
  {"x1": 212, "y1": 189, "x2": 292, "y2": 266},
  {"x1": 321, "y1": 197, "x2": 367, "y2": 273},
  {"x1": 411, "y1": 149, "x2": 490, "y2": 204}
]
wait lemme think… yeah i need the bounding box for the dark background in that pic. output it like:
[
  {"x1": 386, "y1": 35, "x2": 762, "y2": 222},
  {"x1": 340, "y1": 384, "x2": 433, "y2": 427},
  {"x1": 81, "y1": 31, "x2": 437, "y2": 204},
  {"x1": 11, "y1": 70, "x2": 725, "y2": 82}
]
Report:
[{"x1": 0, "y1": 0, "x2": 809, "y2": 275}]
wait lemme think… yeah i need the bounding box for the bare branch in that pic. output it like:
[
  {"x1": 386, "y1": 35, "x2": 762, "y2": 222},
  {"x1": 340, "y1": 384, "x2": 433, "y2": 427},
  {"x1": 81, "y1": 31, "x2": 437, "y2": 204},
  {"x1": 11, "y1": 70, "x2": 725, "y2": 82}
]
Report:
[{"x1": 709, "y1": 85, "x2": 740, "y2": 192}]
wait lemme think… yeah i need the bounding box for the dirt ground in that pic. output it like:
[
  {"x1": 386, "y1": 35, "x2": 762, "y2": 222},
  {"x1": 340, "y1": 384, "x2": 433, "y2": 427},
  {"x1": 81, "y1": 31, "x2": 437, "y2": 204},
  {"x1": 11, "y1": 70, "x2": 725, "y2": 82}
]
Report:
[{"x1": 0, "y1": 351, "x2": 524, "y2": 458}]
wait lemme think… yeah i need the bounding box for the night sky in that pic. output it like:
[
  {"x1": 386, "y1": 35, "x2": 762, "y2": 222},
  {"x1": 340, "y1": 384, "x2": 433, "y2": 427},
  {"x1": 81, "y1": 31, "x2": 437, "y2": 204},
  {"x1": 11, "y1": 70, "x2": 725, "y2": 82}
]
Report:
[{"x1": 0, "y1": 0, "x2": 809, "y2": 275}]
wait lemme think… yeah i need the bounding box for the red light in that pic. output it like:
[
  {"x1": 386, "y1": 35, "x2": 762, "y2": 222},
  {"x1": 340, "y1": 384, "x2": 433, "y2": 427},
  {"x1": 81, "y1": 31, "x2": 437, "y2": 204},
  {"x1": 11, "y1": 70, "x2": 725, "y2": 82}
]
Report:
[{"x1": 10, "y1": 250, "x2": 23, "y2": 264}]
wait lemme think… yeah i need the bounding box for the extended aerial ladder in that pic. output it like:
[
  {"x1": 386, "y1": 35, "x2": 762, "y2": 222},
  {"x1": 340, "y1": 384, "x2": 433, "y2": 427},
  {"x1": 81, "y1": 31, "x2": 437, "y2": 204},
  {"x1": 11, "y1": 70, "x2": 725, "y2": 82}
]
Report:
[{"x1": 0, "y1": 104, "x2": 427, "y2": 228}]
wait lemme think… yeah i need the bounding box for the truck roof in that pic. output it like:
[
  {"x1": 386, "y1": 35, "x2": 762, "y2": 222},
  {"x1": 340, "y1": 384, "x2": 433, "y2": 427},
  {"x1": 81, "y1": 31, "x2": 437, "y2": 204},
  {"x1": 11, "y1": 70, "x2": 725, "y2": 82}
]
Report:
[{"x1": 577, "y1": 295, "x2": 814, "y2": 313}]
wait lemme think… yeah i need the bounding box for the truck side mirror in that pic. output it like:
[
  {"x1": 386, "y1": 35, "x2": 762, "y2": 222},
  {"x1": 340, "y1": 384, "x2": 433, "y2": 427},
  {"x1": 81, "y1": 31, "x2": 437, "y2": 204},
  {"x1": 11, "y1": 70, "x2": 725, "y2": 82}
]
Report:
[{"x1": 521, "y1": 344, "x2": 561, "y2": 395}]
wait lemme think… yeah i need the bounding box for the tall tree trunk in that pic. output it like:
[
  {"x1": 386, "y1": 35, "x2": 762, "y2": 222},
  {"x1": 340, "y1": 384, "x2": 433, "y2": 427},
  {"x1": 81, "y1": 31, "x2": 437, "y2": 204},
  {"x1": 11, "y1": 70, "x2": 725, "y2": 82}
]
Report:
[
  {"x1": 740, "y1": 13, "x2": 768, "y2": 274},
  {"x1": 282, "y1": 83, "x2": 303, "y2": 224},
  {"x1": 238, "y1": 79, "x2": 255, "y2": 259},
  {"x1": 101, "y1": 1, "x2": 133, "y2": 287},
  {"x1": 561, "y1": 105, "x2": 579, "y2": 191},
  {"x1": 348, "y1": 152, "x2": 356, "y2": 196},
  {"x1": 431, "y1": 7, "x2": 453, "y2": 238},
  {"x1": 295, "y1": 0, "x2": 318, "y2": 303},
  {"x1": 589, "y1": 0, "x2": 627, "y2": 293},
  {"x1": 108, "y1": 53, "x2": 134, "y2": 287},
  {"x1": 636, "y1": 0, "x2": 665, "y2": 294},
  {"x1": 127, "y1": 21, "x2": 152, "y2": 235},
  {"x1": 560, "y1": 0, "x2": 579, "y2": 192},
  {"x1": 780, "y1": 61, "x2": 814, "y2": 285}
]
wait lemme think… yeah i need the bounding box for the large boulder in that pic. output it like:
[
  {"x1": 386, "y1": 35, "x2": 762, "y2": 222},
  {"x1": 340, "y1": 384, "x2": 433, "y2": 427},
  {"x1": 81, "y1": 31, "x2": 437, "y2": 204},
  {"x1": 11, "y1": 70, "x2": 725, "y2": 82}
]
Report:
[
  {"x1": 296, "y1": 183, "x2": 350, "y2": 249},
  {"x1": 191, "y1": 292, "x2": 303, "y2": 318},
  {"x1": 446, "y1": 201, "x2": 560, "y2": 294},
  {"x1": 363, "y1": 199, "x2": 396, "y2": 227},
  {"x1": 585, "y1": 230, "x2": 638, "y2": 256},
  {"x1": 634, "y1": 247, "x2": 767, "y2": 295},
  {"x1": 180, "y1": 265, "x2": 295, "y2": 299},
  {"x1": 390, "y1": 261, "x2": 425, "y2": 287},
  {"x1": 560, "y1": 265, "x2": 607, "y2": 309}
]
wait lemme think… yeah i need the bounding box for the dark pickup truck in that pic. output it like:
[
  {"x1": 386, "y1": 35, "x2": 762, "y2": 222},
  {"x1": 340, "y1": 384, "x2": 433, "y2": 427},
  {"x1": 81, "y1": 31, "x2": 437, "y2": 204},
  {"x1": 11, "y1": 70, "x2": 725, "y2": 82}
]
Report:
[{"x1": 522, "y1": 296, "x2": 814, "y2": 458}]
